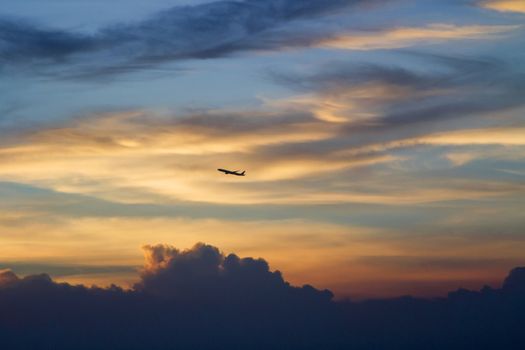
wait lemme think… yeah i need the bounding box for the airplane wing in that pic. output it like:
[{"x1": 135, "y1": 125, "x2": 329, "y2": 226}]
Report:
[{"x1": 217, "y1": 168, "x2": 244, "y2": 175}]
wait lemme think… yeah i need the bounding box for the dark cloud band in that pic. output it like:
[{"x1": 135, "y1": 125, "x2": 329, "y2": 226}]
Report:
[{"x1": 0, "y1": 0, "x2": 372, "y2": 78}]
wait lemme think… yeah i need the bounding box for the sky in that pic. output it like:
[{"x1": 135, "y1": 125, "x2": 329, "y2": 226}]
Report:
[{"x1": 0, "y1": 0, "x2": 524, "y2": 299}]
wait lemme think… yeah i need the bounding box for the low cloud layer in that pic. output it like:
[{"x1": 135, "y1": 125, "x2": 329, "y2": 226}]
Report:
[{"x1": 0, "y1": 243, "x2": 524, "y2": 349}]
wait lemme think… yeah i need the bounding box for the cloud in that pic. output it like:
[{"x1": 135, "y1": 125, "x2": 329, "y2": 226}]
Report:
[
  {"x1": 419, "y1": 127, "x2": 525, "y2": 145},
  {"x1": 0, "y1": 261, "x2": 136, "y2": 278},
  {"x1": 0, "y1": 52, "x2": 523, "y2": 207},
  {"x1": 4, "y1": 0, "x2": 520, "y2": 79},
  {"x1": 0, "y1": 18, "x2": 97, "y2": 62},
  {"x1": 1, "y1": 113, "x2": 522, "y2": 205},
  {"x1": 1, "y1": 183, "x2": 523, "y2": 299},
  {"x1": 0, "y1": 0, "x2": 377, "y2": 78},
  {"x1": 317, "y1": 24, "x2": 519, "y2": 50},
  {"x1": 481, "y1": 0, "x2": 525, "y2": 14},
  {"x1": 273, "y1": 54, "x2": 525, "y2": 130},
  {"x1": 1, "y1": 56, "x2": 524, "y2": 205},
  {"x1": 0, "y1": 109, "x2": 387, "y2": 203},
  {"x1": 0, "y1": 243, "x2": 524, "y2": 349},
  {"x1": 503, "y1": 267, "x2": 525, "y2": 292},
  {"x1": 135, "y1": 243, "x2": 333, "y2": 303},
  {"x1": 268, "y1": 53, "x2": 525, "y2": 170},
  {"x1": 0, "y1": 269, "x2": 18, "y2": 286}
]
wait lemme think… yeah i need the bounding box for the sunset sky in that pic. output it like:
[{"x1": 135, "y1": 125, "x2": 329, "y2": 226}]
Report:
[{"x1": 1, "y1": 0, "x2": 524, "y2": 299}]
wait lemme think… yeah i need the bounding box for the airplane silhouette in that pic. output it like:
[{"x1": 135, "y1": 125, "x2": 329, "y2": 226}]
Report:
[{"x1": 217, "y1": 168, "x2": 246, "y2": 176}]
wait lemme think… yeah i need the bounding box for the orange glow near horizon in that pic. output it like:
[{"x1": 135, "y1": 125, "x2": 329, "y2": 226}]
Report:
[{"x1": 1, "y1": 216, "x2": 524, "y2": 299}]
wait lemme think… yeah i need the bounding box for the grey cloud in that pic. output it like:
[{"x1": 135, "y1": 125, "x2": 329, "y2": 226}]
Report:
[
  {"x1": 0, "y1": 269, "x2": 18, "y2": 287},
  {"x1": 0, "y1": 0, "x2": 375, "y2": 78},
  {"x1": 135, "y1": 243, "x2": 332, "y2": 303},
  {"x1": 274, "y1": 53, "x2": 524, "y2": 103},
  {"x1": 0, "y1": 262, "x2": 136, "y2": 278},
  {"x1": 503, "y1": 267, "x2": 525, "y2": 293},
  {"x1": 273, "y1": 54, "x2": 516, "y2": 95},
  {"x1": 171, "y1": 110, "x2": 319, "y2": 135},
  {"x1": 269, "y1": 53, "x2": 525, "y2": 152},
  {"x1": 0, "y1": 19, "x2": 96, "y2": 62}
]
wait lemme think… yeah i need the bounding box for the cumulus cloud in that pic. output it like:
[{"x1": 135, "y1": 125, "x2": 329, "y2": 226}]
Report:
[
  {"x1": 0, "y1": 243, "x2": 524, "y2": 349},
  {"x1": 0, "y1": 269, "x2": 18, "y2": 286},
  {"x1": 135, "y1": 243, "x2": 333, "y2": 304},
  {"x1": 503, "y1": 267, "x2": 525, "y2": 292}
]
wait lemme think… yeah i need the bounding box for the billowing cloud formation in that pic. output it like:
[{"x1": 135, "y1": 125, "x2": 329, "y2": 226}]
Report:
[
  {"x1": 135, "y1": 243, "x2": 333, "y2": 303},
  {"x1": 503, "y1": 267, "x2": 525, "y2": 292},
  {"x1": 0, "y1": 243, "x2": 524, "y2": 349},
  {"x1": 0, "y1": 269, "x2": 18, "y2": 286}
]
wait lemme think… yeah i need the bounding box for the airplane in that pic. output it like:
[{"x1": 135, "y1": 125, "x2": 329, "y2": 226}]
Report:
[{"x1": 217, "y1": 168, "x2": 246, "y2": 176}]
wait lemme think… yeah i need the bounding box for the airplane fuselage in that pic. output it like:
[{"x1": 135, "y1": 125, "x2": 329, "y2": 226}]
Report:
[{"x1": 217, "y1": 168, "x2": 245, "y2": 176}]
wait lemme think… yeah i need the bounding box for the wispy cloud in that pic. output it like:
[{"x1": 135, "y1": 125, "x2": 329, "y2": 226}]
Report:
[
  {"x1": 1, "y1": 106, "x2": 523, "y2": 205},
  {"x1": 3, "y1": 0, "x2": 521, "y2": 79},
  {"x1": 318, "y1": 24, "x2": 519, "y2": 50},
  {"x1": 0, "y1": 0, "x2": 379, "y2": 78},
  {"x1": 0, "y1": 51, "x2": 524, "y2": 206},
  {"x1": 481, "y1": 0, "x2": 525, "y2": 14}
]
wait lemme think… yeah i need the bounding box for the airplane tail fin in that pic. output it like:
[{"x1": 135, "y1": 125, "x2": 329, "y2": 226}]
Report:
[{"x1": 241, "y1": 171, "x2": 246, "y2": 176}]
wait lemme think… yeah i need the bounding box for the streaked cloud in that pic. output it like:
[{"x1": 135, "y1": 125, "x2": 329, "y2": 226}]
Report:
[
  {"x1": 481, "y1": 0, "x2": 525, "y2": 14},
  {"x1": 0, "y1": 0, "x2": 381, "y2": 78},
  {"x1": 319, "y1": 24, "x2": 519, "y2": 50},
  {"x1": 420, "y1": 127, "x2": 525, "y2": 146},
  {"x1": 0, "y1": 106, "x2": 523, "y2": 206},
  {"x1": 1, "y1": 49, "x2": 524, "y2": 206},
  {"x1": 2, "y1": 0, "x2": 520, "y2": 79}
]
